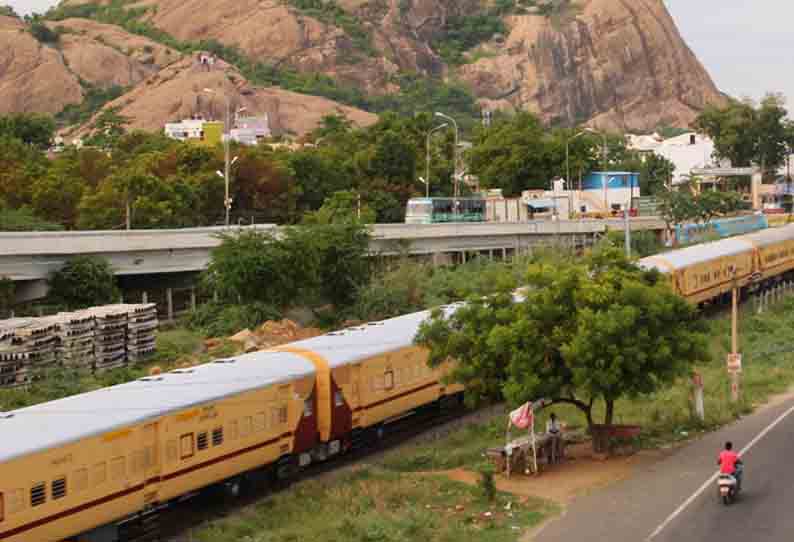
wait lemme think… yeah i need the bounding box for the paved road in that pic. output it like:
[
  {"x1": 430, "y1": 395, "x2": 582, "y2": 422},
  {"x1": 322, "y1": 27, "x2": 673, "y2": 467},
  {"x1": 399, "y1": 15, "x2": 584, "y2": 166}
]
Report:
[{"x1": 534, "y1": 395, "x2": 794, "y2": 542}]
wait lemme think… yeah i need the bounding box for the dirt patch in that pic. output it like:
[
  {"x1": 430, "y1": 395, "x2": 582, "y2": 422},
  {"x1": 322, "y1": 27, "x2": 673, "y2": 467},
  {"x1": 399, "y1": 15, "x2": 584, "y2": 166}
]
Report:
[{"x1": 427, "y1": 442, "x2": 673, "y2": 505}]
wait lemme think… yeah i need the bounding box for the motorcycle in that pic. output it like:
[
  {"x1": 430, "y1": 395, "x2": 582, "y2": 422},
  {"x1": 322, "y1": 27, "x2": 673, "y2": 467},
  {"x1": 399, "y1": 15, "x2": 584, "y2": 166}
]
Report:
[{"x1": 717, "y1": 464, "x2": 743, "y2": 505}]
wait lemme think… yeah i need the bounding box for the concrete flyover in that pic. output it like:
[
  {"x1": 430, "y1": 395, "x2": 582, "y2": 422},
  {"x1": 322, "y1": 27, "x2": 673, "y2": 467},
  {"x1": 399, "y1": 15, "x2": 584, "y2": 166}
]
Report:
[{"x1": 0, "y1": 218, "x2": 665, "y2": 302}]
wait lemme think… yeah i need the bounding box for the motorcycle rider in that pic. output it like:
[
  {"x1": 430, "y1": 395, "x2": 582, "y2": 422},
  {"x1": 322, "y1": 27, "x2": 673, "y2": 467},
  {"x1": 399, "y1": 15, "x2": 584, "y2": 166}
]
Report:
[{"x1": 718, "y1": 441, "x2": 743, "y2": 491}]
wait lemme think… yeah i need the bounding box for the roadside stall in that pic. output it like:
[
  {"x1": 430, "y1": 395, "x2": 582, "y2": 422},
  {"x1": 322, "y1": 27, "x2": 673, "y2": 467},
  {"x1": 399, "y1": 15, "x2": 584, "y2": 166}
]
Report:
[{"x1": 487, "y1": 399, "x2": 567, "y2": 477}]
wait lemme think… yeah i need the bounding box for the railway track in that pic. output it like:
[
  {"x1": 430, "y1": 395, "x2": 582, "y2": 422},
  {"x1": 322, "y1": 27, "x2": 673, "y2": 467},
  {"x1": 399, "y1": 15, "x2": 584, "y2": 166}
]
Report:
[{"x1": 159, "y1": 403, "x2": 506, "y2": 541}]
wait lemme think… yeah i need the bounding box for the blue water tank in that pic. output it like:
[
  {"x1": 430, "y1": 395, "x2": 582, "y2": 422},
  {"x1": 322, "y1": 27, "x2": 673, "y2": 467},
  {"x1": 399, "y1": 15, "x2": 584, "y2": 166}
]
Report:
[{"x1": 582, "y1": 172, "x2": 640, "y2": 190}]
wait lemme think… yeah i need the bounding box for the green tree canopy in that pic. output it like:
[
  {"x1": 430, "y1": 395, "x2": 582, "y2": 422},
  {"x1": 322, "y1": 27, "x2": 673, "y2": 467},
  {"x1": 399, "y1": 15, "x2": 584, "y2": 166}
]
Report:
[
  {"x1": 0, "y1": 113, "x2": 55, "y2": 150},
  {"x1": 416, "y1": 247, "x2": 709, "y2": 428},
  {"x1": 303, "y1": 190, "x2": 376, "y2": 225},
  {"x1": 48, "y1": 256, "x2": 119, "y2": 309},
  {"x1": 695, "y1": 94, "x2": 791, "y2": 179},
  {"x1": 205, "y1": 222, "x2": 370, "y2": 310}
]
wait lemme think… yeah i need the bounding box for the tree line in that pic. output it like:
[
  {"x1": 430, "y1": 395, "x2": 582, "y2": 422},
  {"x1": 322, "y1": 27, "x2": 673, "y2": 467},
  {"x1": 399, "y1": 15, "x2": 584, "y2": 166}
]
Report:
[{"x1": 0, "y1": 110, "x2": 677, "y2": 231}]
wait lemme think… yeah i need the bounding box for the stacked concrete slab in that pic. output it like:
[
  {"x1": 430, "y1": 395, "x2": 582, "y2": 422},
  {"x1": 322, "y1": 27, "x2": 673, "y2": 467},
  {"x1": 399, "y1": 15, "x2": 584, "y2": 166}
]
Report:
[
  {"x1": 0, "y1": 318, "x2": 58, "y2": 387},
  {"x1": 125, "y1": 304, "x2": 158, "y2": 363},
  {"x1": 92, "y1": 305, "x2": 132, "y2": 372},
  {"x1": 45, "y1": 311, "x2": 96, "y2": 369},
  {"x1": 0, "y1": 303, "x2": 159, "y2": 386}
]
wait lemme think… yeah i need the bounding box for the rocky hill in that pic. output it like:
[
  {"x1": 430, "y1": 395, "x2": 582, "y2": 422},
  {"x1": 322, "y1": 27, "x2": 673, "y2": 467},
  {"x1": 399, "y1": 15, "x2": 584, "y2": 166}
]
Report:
[{"x1": 2, "y1": 0, "x2": 725, "y2": 134}]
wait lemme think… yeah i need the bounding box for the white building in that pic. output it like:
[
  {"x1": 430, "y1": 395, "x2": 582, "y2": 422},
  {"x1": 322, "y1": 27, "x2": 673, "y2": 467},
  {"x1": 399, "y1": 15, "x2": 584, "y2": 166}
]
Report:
[
  {"x1": 628, "y1": 132, "x2": 716, "y2": 185},
  {"x1": 164, "y1": 119, "x2": 206, "y2": 142},
  {"x1": 228, "y1": 115, "x2": 271, "y2": 145}
]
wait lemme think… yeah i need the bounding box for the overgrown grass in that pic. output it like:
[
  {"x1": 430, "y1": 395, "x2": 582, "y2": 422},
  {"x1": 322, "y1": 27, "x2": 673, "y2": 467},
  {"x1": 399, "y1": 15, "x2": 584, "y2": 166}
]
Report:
[
  {"x1": 382, "y1": 420, "x2": 506, "y2": 472},
  {"x1": 191, "y1": 467, "x2": 556, "y2": 542}
]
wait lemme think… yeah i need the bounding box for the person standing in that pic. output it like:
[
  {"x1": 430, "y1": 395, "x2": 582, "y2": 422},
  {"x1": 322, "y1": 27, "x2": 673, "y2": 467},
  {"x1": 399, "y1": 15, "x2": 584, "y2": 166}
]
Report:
[{"x1": 546, "y1": 413, "x2": 563, "y2": 463}]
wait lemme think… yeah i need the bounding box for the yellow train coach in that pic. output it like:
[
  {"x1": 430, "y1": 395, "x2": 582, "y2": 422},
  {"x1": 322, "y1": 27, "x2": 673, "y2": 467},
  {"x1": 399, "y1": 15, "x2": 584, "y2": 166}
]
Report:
[
  {"x1": 0, "y1": 307, "x2": 464, "y2": 542},
  {"x1": 0, "y1": 351, "x2": 319, "y2": 542},
  {"x1": 639, "y1": 223, "x2": 794, "y2": 304},
  {"x1": 273, "y1": 307, "x2": 465, "y2": 456}
]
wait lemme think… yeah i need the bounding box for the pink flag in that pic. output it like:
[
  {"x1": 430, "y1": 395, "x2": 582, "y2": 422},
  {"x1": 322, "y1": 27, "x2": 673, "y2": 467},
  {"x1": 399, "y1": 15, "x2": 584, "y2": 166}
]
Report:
[{"x1": 509, "y1": 402, "x2": 534, "y2": 429}]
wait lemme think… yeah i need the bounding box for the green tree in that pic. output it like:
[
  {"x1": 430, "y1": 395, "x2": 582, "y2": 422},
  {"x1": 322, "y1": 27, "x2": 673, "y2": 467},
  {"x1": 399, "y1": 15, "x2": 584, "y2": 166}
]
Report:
[
  {"x1": 370, "y1": 130, "x2": 417, "y2": 184},
  {"x1": 0, "y1": 204, "x2": 62, "y2": 231},
  {"x1": 657, "y1": 186, "x2": 698, "y2": 235},
  {"x1": 84, "y1": 107, "x2": 130, "y2": 149},
  {"x1": 205, "y1": 222, "x2": 370, "y2": 310},
  {"x1": 303, "y1": 190, "x2": 375, "y2": 224},
  {"x1": 695, "y1": 190, "x2": 743, "y2": 224},
  {"x1": 694, "y1": 99, "x2": 758, "y2": 168},
  {"x1": 416, "y1": 247, "x2": 709, "y2": 429},
  {"x1": 0, "y1": 5, "x2": 18, "y2": 17},
  {"x1": 28, "y1": 19, "x2": 60, "y2": 44},
  {"x1": 48, "y1": 256, "x2": 119, "y2": 309},
  {"x1": 0, "y1": 113, "x2": 56, "y2": 150},
  {"x1": 756, "y1": 94, "x2": 789, "y2": 178}
]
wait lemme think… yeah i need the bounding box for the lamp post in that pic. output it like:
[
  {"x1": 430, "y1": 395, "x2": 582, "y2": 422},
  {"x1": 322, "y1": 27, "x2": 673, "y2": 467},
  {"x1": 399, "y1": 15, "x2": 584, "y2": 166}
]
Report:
[
  {"x1": 435, "y1": 112, "x2": 459, "y2": 198},
  {"x1": 204, "y1": 88, "x2": 245, "y2": 226},
  {"x1": 426, "y1": 123, "x2": 449, "y2": 198},
  {"x1": 566, "y1": 130, "x2": 588, "y2": 218}
]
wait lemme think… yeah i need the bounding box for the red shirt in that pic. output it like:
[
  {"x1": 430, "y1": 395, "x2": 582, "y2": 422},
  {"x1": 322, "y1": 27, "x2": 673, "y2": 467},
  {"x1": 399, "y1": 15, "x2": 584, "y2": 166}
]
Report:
[{"x1": 719, "y1": 450, "x2": 739, "y2": 474}]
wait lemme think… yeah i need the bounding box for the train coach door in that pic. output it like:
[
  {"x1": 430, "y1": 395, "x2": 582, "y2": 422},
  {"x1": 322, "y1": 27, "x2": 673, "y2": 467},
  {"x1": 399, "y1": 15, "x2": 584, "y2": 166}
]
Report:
[{"x1": 142, "y1": 422, "x2": 161, "y2": 506}]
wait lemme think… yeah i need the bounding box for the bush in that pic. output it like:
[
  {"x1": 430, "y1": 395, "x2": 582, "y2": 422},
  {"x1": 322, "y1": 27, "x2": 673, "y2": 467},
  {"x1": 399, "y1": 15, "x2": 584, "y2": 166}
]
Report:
[
  {"x1": 477, "y1": 464, "x2": 497, "y2": 501},
  {"x1": 29, "y1": 21, "x2": 60, "y2": 44},
  {"x1": 186, "y1": 301, "x2": 281, "y2": 337},
  {"x1": 48, "y1": 256, "x2": 119, "y2": 309}
]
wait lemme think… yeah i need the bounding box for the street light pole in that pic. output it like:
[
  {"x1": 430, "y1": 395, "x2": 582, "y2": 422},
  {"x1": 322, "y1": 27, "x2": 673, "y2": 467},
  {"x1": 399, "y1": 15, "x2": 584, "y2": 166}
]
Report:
[
  {"x1": 204, "y1": 89, "x2": 245, "y2": 227},
  {"x1": 223, "y1": 99, "x2": 231, "y2": 227},
  {"x1": 426, "y1": 123, "x2": 448, "y2": 199},
  {"x1": 435, "y1": 112, "x2": 459, "y2": 198}
]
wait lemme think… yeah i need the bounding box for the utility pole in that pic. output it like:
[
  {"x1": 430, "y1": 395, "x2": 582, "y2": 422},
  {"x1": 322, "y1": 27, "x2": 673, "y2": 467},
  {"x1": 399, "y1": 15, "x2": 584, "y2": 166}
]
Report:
[{"x1": 223, "y1": 99, "x2": 231, "y2": 227}]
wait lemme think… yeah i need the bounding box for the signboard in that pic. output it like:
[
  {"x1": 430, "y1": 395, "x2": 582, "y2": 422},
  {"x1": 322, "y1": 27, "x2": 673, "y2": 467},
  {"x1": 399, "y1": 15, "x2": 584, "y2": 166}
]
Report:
[
  {"x1": 727, "y1": 353, "x2": 742, "y2": 373},
  {"x1": 690, "y1": 167, "x2": 757, "y2": 176}
]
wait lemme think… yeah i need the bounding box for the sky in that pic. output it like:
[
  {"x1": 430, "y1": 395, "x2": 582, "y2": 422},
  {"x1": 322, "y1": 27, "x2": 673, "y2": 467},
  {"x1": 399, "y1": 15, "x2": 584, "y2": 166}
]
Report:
[
  {"x1": 6, "y1": 0, "x2": 794, "y2": 105},
  {"x1": 664, "y1": 1, "x2": 794, "y2": 104}
]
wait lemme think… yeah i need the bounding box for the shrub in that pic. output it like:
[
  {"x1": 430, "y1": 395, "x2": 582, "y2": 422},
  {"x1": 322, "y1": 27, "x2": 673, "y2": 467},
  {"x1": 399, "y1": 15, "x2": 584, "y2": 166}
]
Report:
[
  {"x1": 477, "y1": 464, "x2": 497, "y2": 501},
  {"x1": 48, "y1": 256, "x2": 119, "y2": 309},
  {"x1": 29, "y1": 21, "x2": 60, "y2": 44},
  {"x1": 186, "y1": 301, "x2": 281, "y2": 337}
]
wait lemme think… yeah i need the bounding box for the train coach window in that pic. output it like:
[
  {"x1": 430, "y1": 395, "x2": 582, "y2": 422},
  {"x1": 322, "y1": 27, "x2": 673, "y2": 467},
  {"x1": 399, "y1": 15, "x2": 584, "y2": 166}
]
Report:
[
  {"x1": 212, "y1": 427, "x2": 224, "y2": 446},
  {"x1": 52, "y1": 477, "x2": 67, "y2": 500},
  {"x1": 180, "y1": 433, "x2": 195, "y2": 460},
  {"x1": 30, "y1": 482, "x2": 46, "y2": 507},
  {"x1": 303, "y1": 399, "x2": 313, "y2": 417},
  {"x1": 384, "y1": 371, "x2": 394, "y2": 391},
  {"x1": 197, "y1": 432, "x2": 208, "y2": 451},
  {"x1": 334, "y1": 390, "x2": 344, "y2": 407}
]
